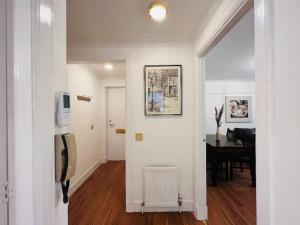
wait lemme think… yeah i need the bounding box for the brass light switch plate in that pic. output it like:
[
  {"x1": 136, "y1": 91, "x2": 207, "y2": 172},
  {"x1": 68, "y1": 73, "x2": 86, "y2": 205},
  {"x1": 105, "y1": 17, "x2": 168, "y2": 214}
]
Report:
[{"x1": 135, "y1": 133, "x2": 143, "y2": 141}]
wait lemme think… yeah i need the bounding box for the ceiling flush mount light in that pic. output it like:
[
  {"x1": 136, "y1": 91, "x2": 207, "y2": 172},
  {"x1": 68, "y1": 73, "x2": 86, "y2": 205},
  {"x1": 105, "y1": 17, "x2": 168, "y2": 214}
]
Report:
[
  {"x1": 148, "y1": 1, "x2": 167, "y2": 22},
  {"x1": 104, "y1": 63, "x2": 114, "y2": 70}
]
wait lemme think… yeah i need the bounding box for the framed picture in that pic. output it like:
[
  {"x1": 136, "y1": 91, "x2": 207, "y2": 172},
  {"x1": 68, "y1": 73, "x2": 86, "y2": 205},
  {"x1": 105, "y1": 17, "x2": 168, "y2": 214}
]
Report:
[
  {"x1": 225, "y1": 96, "x2": 252, "y2": 123},
  {"x1": 144, "y1": 65, "x2": 182, "y2": 115}
]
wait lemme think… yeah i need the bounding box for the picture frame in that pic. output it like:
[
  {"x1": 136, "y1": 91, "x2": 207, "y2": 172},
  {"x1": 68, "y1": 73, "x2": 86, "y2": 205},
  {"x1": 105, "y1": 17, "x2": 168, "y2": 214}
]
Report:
[
  {"x1": 144, "y1": 65, "x2": 182, "y2": 116},
  {"x1": 225, "y1": 96, "x2": 252, "y2": 123}
]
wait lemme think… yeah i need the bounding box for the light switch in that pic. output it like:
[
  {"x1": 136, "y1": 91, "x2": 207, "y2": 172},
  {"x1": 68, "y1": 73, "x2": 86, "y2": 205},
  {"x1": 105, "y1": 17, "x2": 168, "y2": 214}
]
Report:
[{"x1": 135, "y1": 133, "x2": 143, "y2": 141}]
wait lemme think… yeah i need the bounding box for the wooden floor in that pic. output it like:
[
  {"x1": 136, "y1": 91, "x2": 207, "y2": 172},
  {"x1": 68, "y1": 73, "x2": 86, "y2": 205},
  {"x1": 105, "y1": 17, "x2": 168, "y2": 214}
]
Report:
[
  {"x1": 69, "y1": 161, "x2": 256, "y2": 225},
  {"x1": 207, "y1": 169, "x2": 256, "y2": 225}
]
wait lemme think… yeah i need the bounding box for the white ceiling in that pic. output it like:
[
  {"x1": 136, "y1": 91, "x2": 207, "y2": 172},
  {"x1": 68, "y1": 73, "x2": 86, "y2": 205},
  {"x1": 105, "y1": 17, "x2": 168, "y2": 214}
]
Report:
[
  {"x1": 80, "y1": 62, "x2": 126, "y2": 79},
  {"x1": 205, "y1": 9, "x2": 255, "y2": 81},
  {"x1": 67, "y1": 0, "x2": 222, "y2": 47}
]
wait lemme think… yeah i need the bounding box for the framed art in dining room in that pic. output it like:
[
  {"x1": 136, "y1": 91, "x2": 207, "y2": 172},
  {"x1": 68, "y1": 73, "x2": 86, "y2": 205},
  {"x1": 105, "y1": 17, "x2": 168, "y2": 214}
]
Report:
[
  {"x1": 144, "y1": 65, "x2": 182, "y2": 116},
  {"x1": 225, "y1": 96, "x2": 252, "y2": 123}
]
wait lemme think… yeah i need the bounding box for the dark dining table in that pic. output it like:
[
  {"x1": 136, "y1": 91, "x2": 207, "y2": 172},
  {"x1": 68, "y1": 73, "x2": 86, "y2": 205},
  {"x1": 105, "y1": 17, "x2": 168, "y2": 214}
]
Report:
[{"x1": 206, "y1": 134, "x2": 256, "y2": 187}]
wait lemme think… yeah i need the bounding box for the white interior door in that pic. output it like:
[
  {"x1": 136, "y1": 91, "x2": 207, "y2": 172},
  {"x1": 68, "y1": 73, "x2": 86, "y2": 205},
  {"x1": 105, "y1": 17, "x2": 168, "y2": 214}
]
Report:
[
  {"x1": 107, "y1": 87, "x2": 126, "y2": 161},
  {"x1": 0, "y1": 0, "x2": 8, "y2": 224}
]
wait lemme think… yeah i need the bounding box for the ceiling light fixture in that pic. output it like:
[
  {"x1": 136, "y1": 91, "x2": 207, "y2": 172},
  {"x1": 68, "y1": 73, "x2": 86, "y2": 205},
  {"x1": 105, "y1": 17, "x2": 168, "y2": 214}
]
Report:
[
  {"x1": 148, "y1": 1, "x2": 167, "y2": 22},
  {"x1": 104, "y1": 63, "x2": 114, "y2": 70}
]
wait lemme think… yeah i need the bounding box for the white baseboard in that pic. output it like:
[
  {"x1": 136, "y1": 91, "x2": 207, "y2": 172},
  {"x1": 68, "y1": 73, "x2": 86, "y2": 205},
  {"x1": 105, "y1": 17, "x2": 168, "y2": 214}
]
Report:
[
  {"x1": 193, "y1": 202, "x2": 207, "y2": 220},
  {"x1": 69, "y1": 157, "x2": 107, "y2": 196},
  {"x1": 126, "y1": 200, "x2": 193, "y2": 213}
]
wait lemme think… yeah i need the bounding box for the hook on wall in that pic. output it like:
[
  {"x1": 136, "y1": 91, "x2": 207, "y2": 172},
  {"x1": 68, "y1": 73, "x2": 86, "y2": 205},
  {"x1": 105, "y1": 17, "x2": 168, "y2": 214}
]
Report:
[{"x1": 77, "y1": 94, "x2": 92, "y2": 102}]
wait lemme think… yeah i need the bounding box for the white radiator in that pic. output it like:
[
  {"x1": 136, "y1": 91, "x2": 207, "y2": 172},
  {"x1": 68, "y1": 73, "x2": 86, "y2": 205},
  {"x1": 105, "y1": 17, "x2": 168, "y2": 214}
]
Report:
[{"x1": 142, "y1": 166, "x2": 182, "y2": 213}]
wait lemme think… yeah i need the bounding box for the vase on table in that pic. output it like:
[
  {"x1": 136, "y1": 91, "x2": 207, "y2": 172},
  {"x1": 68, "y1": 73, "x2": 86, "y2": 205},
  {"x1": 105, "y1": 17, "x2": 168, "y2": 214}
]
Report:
[{"x1": 216, "y1": 127, "x2": 221, "y2": 141}]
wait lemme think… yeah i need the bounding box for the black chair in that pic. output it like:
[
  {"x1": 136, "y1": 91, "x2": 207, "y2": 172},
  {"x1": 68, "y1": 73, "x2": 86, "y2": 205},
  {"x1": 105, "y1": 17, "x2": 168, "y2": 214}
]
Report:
[
  {"x1": 233, "y1": 128, "x2": 255, "y2": 173},
  {"x1": 226, "y1": 128, "x2": 236, "y2": 142},
  {"x1": 234, "y1": 128, "x2": 255, "y2": 146},
  {"x1": 225, "y1": 129, "x2": 243, "y2": 176}
]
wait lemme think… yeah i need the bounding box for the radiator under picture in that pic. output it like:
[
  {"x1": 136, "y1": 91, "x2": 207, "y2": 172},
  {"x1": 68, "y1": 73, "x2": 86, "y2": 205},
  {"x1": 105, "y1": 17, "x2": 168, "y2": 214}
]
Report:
[{"x1": 142, "y1": 166, "x2": 182, "y2": 214}]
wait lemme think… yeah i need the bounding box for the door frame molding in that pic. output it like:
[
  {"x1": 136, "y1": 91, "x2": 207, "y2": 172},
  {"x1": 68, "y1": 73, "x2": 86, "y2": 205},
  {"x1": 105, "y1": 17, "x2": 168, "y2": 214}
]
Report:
[
  {"x1": 6, "y1": 0, "x2": 15, "y2": 223},
  {"x1": 194, "y1": 0, "x2": 273, "y2": 224},
  {"x1": 105, "y1": 85, "x2": 126, "y2": 161},
  {"x1": 8, "y1": 0, "x2": 55, "y2": 224},
  {"x1": 193, "y1": 0, "x2": 254, "y2": 219},
  {"x1": 1, "y1": 0, "x2": 9, "y2": 223}
]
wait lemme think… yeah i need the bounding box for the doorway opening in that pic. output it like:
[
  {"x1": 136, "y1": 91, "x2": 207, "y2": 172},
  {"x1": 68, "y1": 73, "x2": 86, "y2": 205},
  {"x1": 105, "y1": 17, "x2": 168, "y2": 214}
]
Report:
[
  {"x1": 201, "y1": 7, "x2": 256, "y2": 225},
  {"x1": 66, "y1": 62, "x2": 127, "y2": 225}
]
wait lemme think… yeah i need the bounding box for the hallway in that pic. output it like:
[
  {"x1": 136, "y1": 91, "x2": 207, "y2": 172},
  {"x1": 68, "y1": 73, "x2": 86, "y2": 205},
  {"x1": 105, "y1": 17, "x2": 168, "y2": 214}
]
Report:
[{"x1": 69, "y1": 161, "x2": 255, "y2": 225}]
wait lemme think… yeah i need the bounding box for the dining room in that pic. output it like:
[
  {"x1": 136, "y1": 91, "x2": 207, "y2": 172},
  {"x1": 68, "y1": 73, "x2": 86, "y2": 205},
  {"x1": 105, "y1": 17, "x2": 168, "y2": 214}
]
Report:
[{"x1": 203, "y1": 8, "x2": 256, "y2": 225}]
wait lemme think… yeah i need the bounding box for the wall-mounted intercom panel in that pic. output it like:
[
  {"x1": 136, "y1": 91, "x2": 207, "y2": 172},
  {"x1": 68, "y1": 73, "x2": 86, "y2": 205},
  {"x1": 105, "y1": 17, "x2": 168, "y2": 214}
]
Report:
[
  {"x1": 55, "y1": 133, "x2": 77, "y2": 203},
  {"x1": 56, "y1": 91, "x2": 71, "y2": 127}
]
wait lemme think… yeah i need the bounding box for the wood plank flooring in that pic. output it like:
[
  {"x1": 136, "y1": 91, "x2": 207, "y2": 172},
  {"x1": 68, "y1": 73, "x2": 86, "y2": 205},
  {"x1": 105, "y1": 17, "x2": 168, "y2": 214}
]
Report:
[
  {"x1": 207, "y1": 169, "x2": 256, "y2": 225},
  {"x1": 69, "y1": 161, "x2": 256, "y2": 225}
]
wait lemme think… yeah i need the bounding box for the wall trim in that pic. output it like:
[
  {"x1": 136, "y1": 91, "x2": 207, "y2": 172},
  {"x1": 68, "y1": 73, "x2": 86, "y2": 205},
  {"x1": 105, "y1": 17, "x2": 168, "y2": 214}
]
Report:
[
  {"x1": 205, "y1": 91, "x2": 255, "y2": 94},
  {"x1": 68, "y1": 40, "x2": 192, "y2": 53},
  {"x1": 69, "y1": 158, "x2": 107, "y2": 196},
  {"x1": 126, "y1": 200, "x2": 194, "y2": 213},
  {"x1": 255, "y1": 0, "x2": 274, "y2": 224},
  {"x1": 193, "y1": 202, "x2": 207, "y2": 222},
  {"x1": 205, "y1": 80, "x2": 255, "y2": 94},
  {"x1": 194, "y1": 0, "x2": 254, "y2": 56},
  {"x1": 6, "y1": 0, "x2": 16, "y2": 223},
  {"x1": 193, "y1": 0, "x2": 254, "y2": 221},
  {"x1": 67, "y1": 45, "x2": 194, "y2": 65},
  {"x1": 125, "y1": 57, "x2": 134, "y2": 212}
]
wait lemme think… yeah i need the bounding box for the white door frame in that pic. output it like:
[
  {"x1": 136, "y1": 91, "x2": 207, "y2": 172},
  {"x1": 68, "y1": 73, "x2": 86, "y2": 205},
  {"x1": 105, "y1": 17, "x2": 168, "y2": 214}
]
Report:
[
  {"x1": 0, "y1": 0, "x2": 8, "y2": 223},
  {"x1": 105, "y1": 86, "x2": 126, "y2": 161},
  {"x1": 8, "y1": 0, "x2": 55, "y2": 224},
  {"x1": 194, "y1": 0, "x2": 273, "y2": 224},
  {"x1": 193, "y1": 0, "x2": 254, "y2": 219}
]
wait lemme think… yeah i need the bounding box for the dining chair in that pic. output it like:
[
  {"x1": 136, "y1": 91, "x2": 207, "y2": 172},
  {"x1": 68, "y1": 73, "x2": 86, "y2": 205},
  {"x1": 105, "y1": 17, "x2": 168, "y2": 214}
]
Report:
[
  {"x1": 226, "y1": 128, "x2": 236, "y2": 142},
  {"x1": 233, "y1": 128, "x2": 255, "y2": 173}
]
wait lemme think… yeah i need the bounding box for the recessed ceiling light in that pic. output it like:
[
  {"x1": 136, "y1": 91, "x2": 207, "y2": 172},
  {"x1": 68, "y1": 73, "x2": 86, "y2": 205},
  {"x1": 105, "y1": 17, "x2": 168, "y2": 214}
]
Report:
[
  {"x1": 104, "y1": 63, "x2": 114, "y2": 70},
  {"x1": 148, "y1": 1, "x2": 167, "y2": 22}
]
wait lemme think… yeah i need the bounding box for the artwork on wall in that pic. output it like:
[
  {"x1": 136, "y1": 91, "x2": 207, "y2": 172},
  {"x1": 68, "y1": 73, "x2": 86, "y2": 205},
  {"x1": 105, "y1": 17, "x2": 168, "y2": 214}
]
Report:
[
  {"x1": 225, "y1": 96, "x2": 252, "y2": 123},
  {"x1": 144, "y1": 65, "x2": 182, "y2": 115}
]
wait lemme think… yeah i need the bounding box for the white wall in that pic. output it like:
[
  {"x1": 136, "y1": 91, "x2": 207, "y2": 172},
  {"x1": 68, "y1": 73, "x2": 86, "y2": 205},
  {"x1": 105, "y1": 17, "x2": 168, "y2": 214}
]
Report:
[
  {"x1": 67, "y1": 65, "x2": 103, "y2": 194},
  {"x1": 205, "y1": 9, "x2": 254, "y2": 81},
  {"x1": 67, "y1": 64, "x2": 126, "y2": 195},
  {"x1": 268, "y1": 0, "x2": 300, "y2": 224},
  {"x1": 205, "y1": 81, "x2": 255, "y2": 135},
  {"x1": 126, "y1": 46, "x2": 195, "y2": 211}
]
